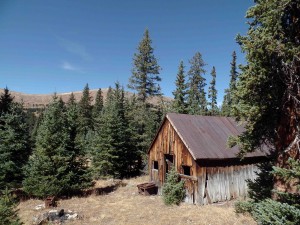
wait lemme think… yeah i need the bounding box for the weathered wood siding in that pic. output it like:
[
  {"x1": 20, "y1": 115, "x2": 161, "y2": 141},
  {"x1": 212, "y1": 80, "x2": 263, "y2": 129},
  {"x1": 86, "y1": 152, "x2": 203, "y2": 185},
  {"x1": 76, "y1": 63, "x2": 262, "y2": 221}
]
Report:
[
  {"x1": 149, "y1": 119, "x2": 197, "y2": 202},
  {"x1": 148, "y1": 118, "x2": 259, "y2": 205},
  {"x1": 195, "y1": 164, "x2": 258, "y2": 204}
]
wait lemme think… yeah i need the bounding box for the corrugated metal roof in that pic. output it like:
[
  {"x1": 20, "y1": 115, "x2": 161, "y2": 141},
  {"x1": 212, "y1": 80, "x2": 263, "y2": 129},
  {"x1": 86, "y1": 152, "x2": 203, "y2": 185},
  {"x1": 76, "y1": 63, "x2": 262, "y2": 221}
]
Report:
[{"x1": 165, "y1": 113, "x2": 267, "y2": 160}]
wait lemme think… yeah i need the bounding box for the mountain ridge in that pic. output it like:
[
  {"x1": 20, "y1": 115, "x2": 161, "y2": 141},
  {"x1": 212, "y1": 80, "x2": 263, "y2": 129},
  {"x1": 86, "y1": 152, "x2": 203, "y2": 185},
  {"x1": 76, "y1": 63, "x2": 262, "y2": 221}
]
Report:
[{"x1": 0, "y1": 88, "x2": 172, "y2": 109}]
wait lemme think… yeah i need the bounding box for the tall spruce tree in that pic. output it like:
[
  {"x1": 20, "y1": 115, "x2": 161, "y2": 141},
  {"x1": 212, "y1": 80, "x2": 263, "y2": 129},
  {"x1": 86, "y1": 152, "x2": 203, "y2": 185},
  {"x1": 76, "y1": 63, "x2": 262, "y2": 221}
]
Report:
[
  {"x1": 0, "y1": 87, "x2": 14, "y2": 116},
  {"x1": 78, "y1": 84, "x2": 93, "y2": 139},
  {"x1": 67, "y1": 92, "x2": 76, "y2": 106},
  {"x1": 221, "y1": 51, "x2": 238, "y2": 116},
  {"x1": 92, "y1": 83, "x2": 139, "y2": 178},
  {"x1": 128, "y1": 29, "x2": 161, "y2": 102},
  {"x1": 230, "y1": 0, "x2": 300, "y2": 221},
  {"x1": 208, "y1": 66, "x2": 218, "y2": 115},
  {"x1": 92, "y1": 88, "x2": 103, "y2": 118},
  {"x1": 0, "y1": 89, "x2": 31, "y2": 190},
  {"x1": 23, "y1": 96, "x2": 91, "y2": 198},
  {"x1": 187, "y1": 52, "x2": 207, "y2": 115},
  {"x1": 172, "y1": 61, "x2": 187, "y2": 114}
]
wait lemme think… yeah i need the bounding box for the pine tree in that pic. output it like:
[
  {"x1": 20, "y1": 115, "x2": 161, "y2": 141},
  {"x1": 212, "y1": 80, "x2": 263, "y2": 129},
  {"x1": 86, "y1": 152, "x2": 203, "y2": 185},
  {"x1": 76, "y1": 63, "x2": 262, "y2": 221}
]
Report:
[
  {"x1": 162, "y1": 167, "x2": 185, "y2": 205},
  {"x1": 0, "y1": 87, "x2": 14, "y2": 115},
  {"x1": 221, "y1": 51, "x2": 238, "y2": 116},
  {"x1": 229, "y1": 51, "x2": 238, "y2": 94},
  {"x1": 78, "y1": 84, "x2": 93, "y2": 139},
  {"x1": 128, "y1": 29, "x2": 161, "y2": 102},
  {"x1": 65, "y1": 94, "x2": 92, "y2": 193},
  {"x1": 23, "y1": 96, "x2": 92, "y2": 198},
  {"x1": 230, "y1": 0, "x2": 300, "y2": 222},
  {"x1": 67, "y1": 92, "x2": 76, "y2": 106},
  {"x1": 0, "y1": 88, "x2": 31, "y2": 190},
  {"x1": 221, "y1": 88, "x2": 231, "y2": 116},
  {"x1": 0, "y1": 188, "x2": 22, "y2": 225},
  {"x1": 92, "y1": 83, "x2": 139, "y2": 178},
  {"x1": 187, "y1": 52, "x2": 207, "y2": 115},
  {"x1": 208, "y1": 66, "x2": 218, "y2": 115},
  {"x1": 172, "y1": 61, "x2": 187, "y2": 114},
  {"x1": 92, "y1": 88, "x2": 103, "y2": 118}
]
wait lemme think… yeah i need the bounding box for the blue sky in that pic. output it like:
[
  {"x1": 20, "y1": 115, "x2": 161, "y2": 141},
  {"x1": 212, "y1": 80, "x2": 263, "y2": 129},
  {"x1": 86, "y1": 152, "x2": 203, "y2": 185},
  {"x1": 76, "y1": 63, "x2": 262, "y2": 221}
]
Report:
[{"x1": 0, "y1": 0, "x2": 253, "y2": 104}]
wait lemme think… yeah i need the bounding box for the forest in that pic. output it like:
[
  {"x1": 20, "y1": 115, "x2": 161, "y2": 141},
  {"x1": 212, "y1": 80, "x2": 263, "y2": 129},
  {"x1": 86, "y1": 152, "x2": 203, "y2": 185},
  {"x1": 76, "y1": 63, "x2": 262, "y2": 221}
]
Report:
[{"x1": 1, "y1": 0, "x2": 300, "y2": 224}]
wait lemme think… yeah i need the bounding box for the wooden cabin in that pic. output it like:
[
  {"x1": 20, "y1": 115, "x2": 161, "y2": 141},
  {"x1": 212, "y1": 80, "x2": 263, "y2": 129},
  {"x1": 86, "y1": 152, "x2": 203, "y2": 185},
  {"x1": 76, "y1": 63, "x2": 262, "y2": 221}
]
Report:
[{"x1": 148, "y1": 113, "x2": 268, "y2": 205}]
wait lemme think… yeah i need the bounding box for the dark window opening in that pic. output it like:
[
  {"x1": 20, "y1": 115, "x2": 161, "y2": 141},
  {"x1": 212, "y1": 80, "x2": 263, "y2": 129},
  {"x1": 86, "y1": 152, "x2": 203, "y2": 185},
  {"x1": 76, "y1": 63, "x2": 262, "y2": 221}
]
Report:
[
  {"x1": 165, "y1": 154, "x2": 174, "y2": 174},
  {"x1": 153, "y1": 161, "x2": 159, "y2": 170},
  {"x1": 182, "y1": 165, "x2": 191, "y2": 176}
]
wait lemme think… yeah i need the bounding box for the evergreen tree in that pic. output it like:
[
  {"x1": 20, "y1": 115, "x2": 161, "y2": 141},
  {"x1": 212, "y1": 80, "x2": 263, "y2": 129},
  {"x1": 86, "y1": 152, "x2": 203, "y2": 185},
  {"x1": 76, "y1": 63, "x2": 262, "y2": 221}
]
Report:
[
  {"x1": 92, "y1": 88, "x2": 103, "y2": 118},
  {"x1": 229, "y1": 51, "x2": 238, "y2": 94},
  {"x1": 221, "y1": 88, "x2": 231, "y2": 116},
  {"x1": 221, "y1": 51, "x2": 238, "y2": 116},
  {"x1": 0, "y1": 87, "x2": 14, "y2": 115},
  {"x1": 30, "y1": 110, "x2": 43, "y2": 144},
  {"x1": 92, "y1": 83, "x2": 140, "y2": 178},
  {"x1": 162, "y1": 167, "x2": 185, "y2": 205},
  {"x1": 67, "y1": 92, "x2": 76, "y2": 106},
  {"x1": 231, "y1": 0, "x2": 300, "y2": 223},
  {"x1": 0, "y1": 89, "x2": 31, "y2": 190},
  {"x1": 65, "y1": 94, "x2": 92, "y2": 193},
  {"x1": 23, "y1": 96, "x2": 92, "y2": 198},
  {"x1": 0, "y1": 188, "x2": 22, "y2": 225},
  {"x1": 78, "y1": 84, "x2": 93, "y2": 139},
  {"x1": 24, "y1": 109, "x2": 37, "y2": 139},
  {"x1": 128, "y1": 29, "x2": 161, "y2": 102},
  {"x1": 172, "y1": 61, "x2": 187, "y2": 114},
  {"x1": 208, "y1": 66, "x2": 218, "y2": 115},
  {"x1": 187, "y1": 52, "x2": 207, "y2": 115}
]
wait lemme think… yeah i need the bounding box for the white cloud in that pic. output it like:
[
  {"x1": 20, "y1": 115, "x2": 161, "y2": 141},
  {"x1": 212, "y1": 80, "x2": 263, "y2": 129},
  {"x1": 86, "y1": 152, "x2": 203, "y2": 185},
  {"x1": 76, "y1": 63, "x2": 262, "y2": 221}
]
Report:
[
  {"x1": 61, "y1": 61, "x2": 83, "y2": 73},
  {"x1": 56, "y1": 36, "x2": 92, "y2": 61}
]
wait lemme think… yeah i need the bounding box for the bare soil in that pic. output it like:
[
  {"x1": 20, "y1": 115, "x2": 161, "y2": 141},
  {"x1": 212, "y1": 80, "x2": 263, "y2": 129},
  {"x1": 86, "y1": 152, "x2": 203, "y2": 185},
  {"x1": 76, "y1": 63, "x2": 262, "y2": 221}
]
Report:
[{"x1": 17, "y1": 176, "x2": 256, "y2": 225}]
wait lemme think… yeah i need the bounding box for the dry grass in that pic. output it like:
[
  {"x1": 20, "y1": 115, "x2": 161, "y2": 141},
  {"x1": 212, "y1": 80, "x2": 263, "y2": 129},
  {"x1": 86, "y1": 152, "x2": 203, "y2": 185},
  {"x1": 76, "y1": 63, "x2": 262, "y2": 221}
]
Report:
[{"x1": 18, "y1": 176, "x2": 256, "y2": 225}]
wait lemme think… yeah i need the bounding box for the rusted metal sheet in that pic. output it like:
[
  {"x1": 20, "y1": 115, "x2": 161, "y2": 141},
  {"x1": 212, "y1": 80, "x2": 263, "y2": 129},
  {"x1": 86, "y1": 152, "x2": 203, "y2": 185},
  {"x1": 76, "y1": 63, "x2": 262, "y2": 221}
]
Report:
[{"x1": 166, "y1": 113, "x2": 267, "y2": 160}]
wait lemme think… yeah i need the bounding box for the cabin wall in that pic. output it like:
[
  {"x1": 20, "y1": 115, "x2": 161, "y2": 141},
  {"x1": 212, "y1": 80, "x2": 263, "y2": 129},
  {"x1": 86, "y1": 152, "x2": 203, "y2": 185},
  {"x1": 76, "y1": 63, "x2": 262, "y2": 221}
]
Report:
[
  {"x1": 148, "y1": 120, "x2": 197, "y2": 203},
  {"x1": 195, "y1": 163, "x2": 258, "y2": 205},
  {"x1": 148, "y1": 119, "x2": 260, "y2": 205}
]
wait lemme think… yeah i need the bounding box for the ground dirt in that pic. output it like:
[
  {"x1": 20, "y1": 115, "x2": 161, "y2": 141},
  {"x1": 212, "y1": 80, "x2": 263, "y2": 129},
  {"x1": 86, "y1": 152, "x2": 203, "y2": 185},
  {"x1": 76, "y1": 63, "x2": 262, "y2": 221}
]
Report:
[{"x1": 17, "y1": 176, "x2": 256, "y2": 225}]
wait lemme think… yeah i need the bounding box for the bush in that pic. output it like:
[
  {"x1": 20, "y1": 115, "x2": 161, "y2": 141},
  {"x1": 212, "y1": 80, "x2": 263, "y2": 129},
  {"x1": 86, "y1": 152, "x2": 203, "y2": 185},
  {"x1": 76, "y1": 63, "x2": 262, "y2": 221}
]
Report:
[
  {"x1": 234, "y1": 200, "x2": 254, "y2": 214},
  {"x1": 252, "y1": 199, "x2": 300, "y2": 225},
  {"x1": 235, "y1": 199, "x2": 300, "y2": 225},
  {"x1": 162, "y1": 167, "x2": 185, "y2": 205}
]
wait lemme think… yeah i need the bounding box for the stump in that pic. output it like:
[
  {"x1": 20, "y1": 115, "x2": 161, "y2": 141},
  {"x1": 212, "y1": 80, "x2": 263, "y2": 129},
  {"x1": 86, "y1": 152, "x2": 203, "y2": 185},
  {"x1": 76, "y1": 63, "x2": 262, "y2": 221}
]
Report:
[{"x1": 45, "y1": 196, "x2": 56, "y2": 208}]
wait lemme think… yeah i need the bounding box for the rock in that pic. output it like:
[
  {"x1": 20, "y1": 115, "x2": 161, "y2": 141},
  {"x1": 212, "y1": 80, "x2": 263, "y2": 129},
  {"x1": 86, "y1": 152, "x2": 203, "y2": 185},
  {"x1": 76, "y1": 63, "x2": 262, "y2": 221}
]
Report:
[
  {"x1": 33, "y1": 208, "x2": 79, "y2": 224},
  {"x1": 58, "y1": 209, "x2": 64, "y2": 217},
  {"x1": 66, "y1": 213, "x2": 78, "y2": 220},
  {"x1": 35, "y1": 204, "x2": 45, "y2": 210}
]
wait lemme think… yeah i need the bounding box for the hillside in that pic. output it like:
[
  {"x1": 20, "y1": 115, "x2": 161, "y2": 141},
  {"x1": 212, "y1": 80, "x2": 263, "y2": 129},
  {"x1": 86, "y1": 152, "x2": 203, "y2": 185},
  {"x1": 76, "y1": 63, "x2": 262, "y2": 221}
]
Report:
[{"x1": 0, "y1": 88, "x2": 172, "y2": 109}]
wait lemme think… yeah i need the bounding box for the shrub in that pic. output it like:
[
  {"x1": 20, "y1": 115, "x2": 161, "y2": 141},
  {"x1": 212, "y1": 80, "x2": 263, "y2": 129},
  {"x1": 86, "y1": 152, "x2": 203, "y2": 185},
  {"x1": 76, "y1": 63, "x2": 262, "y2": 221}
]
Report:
[
  {"x1": 252, "y1": 199, "x2": 300, "y2": 225},
  {"x1": 234, "y1": 200, "x2": 254, "y2": 214},
  {"x1": 0, "y1": 188, "x2": 22, "y2": 225},
  {"x1": 162, "y1": 167, "x2": 185, "y2": 205}
]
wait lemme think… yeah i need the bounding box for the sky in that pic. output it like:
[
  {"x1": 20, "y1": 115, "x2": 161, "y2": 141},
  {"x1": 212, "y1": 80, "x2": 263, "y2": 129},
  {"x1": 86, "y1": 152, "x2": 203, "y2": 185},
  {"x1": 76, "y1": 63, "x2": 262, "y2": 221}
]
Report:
[{"x1": 0, "y1": 0, "x2": 253, "y2": 104}]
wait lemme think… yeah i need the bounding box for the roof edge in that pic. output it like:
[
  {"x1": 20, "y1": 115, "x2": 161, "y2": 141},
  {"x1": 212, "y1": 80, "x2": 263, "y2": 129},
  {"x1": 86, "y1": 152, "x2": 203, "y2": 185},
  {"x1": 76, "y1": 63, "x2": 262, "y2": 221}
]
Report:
[
  {"x1": 147, "y1": 113, "x2": 197, "y2": 160},
  {"x1": 147, "y1": 115, "x2": 168, "y2": 154}
]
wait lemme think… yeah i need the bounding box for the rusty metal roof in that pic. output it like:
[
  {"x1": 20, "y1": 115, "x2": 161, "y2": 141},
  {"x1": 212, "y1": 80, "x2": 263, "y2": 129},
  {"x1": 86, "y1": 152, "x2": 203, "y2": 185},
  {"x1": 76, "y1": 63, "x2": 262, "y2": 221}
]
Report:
[{"x1": 165, "y1": 113, "x2": 267, "y2": 160}]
